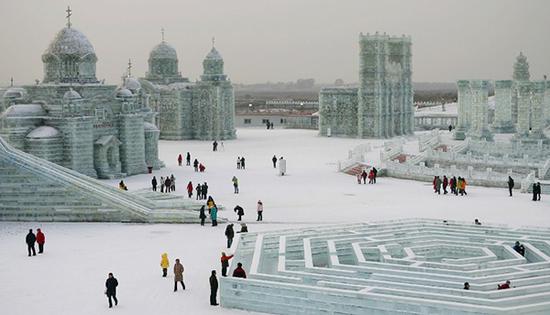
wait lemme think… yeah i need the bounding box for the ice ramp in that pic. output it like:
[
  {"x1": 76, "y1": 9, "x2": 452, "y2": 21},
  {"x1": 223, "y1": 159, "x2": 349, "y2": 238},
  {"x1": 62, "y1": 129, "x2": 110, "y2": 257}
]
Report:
[{"x1": 0, "y1": 136, "x2": 216, "y2": 223}]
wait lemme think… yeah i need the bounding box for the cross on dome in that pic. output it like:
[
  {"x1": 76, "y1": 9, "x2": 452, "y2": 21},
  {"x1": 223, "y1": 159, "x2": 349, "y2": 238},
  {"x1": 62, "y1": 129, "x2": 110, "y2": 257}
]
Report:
[{"x1": 66, "y1": 6, "x2": 72, "y2": 28}]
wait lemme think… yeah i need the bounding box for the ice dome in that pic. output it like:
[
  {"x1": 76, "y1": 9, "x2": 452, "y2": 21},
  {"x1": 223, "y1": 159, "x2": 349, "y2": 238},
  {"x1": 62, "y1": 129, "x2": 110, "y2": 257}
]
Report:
[
  {"x1": 143, "y1": 122, "x2": 159, "y2": 132},
  {"x1": 26, "y1": 126, "x2": 60, "y2": 139},
  {"x1": 42, "y1": 27, "x2": 96, "y2": 59},
  {"x1": 149, "y1": 42, "x2": 178, "y2": 60},
  {"x1": 3, "y1": 104, "x2": 46, "y2": 118},
  {"x1": 63, "y1": 89, "x2": 82, "y2": 101},
  {"x1": 124, "y1": 77, "x2": 141, "y2": 91},
  {"x1": 205, "y1": 47, "x2": 223, "y2": 60},
  {"x1": 3, "y1": 87, "x2": 27, "y2": 99},
  {"x1": 116, "y1": 88, "x2": 133, "y2": 98}
]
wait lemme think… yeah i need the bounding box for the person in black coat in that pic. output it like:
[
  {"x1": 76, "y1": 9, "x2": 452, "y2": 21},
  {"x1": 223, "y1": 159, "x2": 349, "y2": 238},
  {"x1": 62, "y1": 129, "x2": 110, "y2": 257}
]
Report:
[
  {"x1": 193, "y1": 159, "x2": 199, "y2": 172},
  {"x1": 272, "y1": 155, "x2": 277, "y2": 168},
  {"x1": 209, "y1": 270, "x2": 219, "y2": 306},
  {"x1": 152, "y1": 176, "x2": 157, "y2": 192},
  {"x1": 225, "y1": 224, "x2": 235, "y2": 248},
  {"x1": 508, "y1": 176, "x2": 514, "y2": 197},
  {"x1": 202, "y1": 182, "x2": 209, "y2": 200},
  {"x1": 234, "y1": 205, "x2": 244, "y2": 221},
  {"x1": 532, "y1": 182, "x2": 539, "y2": 201},
  {"x1": 240, "y1": 157, "x2": 246, "y2": 170},
  {"x1": 105, "y1": 273, "x2": 118, "y2": 308},
  {"x1": 26, "y1": 229, "x2": 36, "y2": 256},
  {"x1": 186, "y1": 152, "x2": 191, "y2": 166},
  {"x1": 535, "y1": 182, "x2": 542, "y2": 201},
  {"x1": 199, "y1": 206, "x2": 207, "y2": 226},
  {"x1": 372, "y1": 167, "x2": 378, "y2": 183}
]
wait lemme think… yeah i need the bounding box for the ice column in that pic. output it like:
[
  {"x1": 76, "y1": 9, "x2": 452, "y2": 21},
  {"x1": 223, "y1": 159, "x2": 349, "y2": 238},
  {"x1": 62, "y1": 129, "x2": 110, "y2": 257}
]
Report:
[
  {"x1": 530, "y1": 81, "x2": 546, "y2": 138},
  {"x1": 466, "y1": 80, "x2": 492, "y2": 141},
  {"x1": 515, "y1": 81, "x2": 531, "y2": 137},
  {"x1": 492, "y1": 80, "x2": 514, "y2": 133},
  {"x1": 454, "y1": 80, "x2": 471, "y2": 140}
]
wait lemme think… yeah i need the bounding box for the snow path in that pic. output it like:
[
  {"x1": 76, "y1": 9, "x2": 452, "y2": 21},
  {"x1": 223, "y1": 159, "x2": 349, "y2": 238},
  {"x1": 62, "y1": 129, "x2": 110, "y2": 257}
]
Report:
[{"x1": 1, "y1": 128, "x2": 548, "y2": 315}]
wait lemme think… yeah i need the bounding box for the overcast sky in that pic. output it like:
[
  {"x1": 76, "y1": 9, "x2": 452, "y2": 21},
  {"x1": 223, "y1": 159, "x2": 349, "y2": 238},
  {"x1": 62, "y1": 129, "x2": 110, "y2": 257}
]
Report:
[{"x1": 0, "y1": 0, "x2": 548, "y2": 85}]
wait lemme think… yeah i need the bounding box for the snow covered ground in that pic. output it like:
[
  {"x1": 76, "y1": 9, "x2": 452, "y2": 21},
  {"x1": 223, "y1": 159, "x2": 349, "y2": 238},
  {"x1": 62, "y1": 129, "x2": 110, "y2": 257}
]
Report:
[{"x1": 1, "y1": 128, "x2": 549, "y2": 315}]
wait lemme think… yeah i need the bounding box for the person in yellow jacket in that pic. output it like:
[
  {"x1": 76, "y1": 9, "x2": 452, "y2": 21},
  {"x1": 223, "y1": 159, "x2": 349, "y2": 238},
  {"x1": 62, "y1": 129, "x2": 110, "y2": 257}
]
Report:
[{"x1": 160, "y1": 253, "x2": 169, "y2": 277}]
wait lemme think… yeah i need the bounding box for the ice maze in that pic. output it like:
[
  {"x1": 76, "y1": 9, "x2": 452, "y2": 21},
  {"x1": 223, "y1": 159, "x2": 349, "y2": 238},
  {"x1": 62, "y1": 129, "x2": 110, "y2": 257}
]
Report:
[{"x1": 221, "y1": 219, "x2": 550, "y2": 314}]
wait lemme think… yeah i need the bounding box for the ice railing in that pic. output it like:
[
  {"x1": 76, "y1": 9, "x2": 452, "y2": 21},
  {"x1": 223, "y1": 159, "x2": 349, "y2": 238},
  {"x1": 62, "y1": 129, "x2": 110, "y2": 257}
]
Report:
[
  {"x1": 221, "y1": 219, "x2": 550, "y2": 314},
  {"x1": 0, "y1": 135, "x2": 154, "y2": 220},
  {"x1": 337, "y1": 143, "x2": 372, "y2": 172}
]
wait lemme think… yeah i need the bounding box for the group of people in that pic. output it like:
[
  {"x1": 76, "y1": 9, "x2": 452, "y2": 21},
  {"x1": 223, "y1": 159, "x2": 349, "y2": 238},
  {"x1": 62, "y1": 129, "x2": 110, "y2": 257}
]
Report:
[
  {"x1": 463, "y1": 280, "x2": 512, "y2": 290},
  {"x1": 224, "y1": 223, "x2": 249, "y2": 248},
  {"x1": 356, "y1": 167, "x2": 377, "y2": 184},
  {"x1": 212, "y1": 140, "x2": 224, "y2": 152},
  {"x1": 25, "y1": 228, "x2": 46, "y2": 256},
  {"x1": 236, "y1": 156, "x2": 246, "y2": 169},
  {"x1": 194, "y1": 182, "x2": 209, "y2": 200},
  {"x1": 532, "y1": 182, "x2": 543, "y2": 201},
  {"x1": 193, "y1": 158, "x2": 206, "y2": 172},
  {"x1": 118, "y1": 180, "x2": 128, "y2": 191},
  {"x1": 198, "y1": 196, "x2": 219, "y2": 226},
  {"x1": 433, "y1": 175, "x2": 467, "y2": 196},
  {"x1": 151, "y1": 175, "x2": 176, "y2": 193},
  {"x1": 265, "y1": 121, "x2": 274, "y2": 129}
]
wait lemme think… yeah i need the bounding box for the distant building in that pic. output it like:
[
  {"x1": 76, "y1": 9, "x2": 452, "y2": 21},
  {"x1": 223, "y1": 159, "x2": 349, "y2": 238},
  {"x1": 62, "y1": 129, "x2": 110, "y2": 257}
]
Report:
[
  {"x1": 235, "y1": 99, "x2": 318, "y2": 129},
  {"x1": 319, "y1": 32, "x2": 414, "y2": 138},
  {"x1": 1, "y1": 17, "x2": 161, "y2": 179},
  {"x1": 140, "y1": 36, "x2": 236, "y2": 140}
]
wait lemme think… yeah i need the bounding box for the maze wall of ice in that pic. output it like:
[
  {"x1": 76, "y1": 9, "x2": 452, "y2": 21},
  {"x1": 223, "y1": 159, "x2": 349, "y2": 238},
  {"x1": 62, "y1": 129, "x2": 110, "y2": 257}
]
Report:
[{"x1": 220, "y1": 219, "x2": 550, "y2": 315}]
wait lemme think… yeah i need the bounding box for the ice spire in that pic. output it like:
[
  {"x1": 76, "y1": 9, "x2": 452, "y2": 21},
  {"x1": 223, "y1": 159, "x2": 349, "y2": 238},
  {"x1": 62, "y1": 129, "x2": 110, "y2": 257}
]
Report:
[{"x1": 66, "y1": 6, "x2": 72, "y2": 28}]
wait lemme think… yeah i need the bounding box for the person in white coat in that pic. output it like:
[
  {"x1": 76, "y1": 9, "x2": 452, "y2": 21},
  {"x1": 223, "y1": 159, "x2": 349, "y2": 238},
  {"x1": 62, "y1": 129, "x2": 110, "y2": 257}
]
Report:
[{"x1": 278, "y1": 157, "x2": 287, "y2": 176}]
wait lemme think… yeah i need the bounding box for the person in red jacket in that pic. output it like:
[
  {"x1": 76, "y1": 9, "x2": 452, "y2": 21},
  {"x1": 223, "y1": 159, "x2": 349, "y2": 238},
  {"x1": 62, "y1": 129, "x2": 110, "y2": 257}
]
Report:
[
  {"x1": 186, "y1": 181, "x2": 193, "y2": 198},
  {"x1": 199, "y1": 163, "x2": 206, "y2": 172},
  {"x1": 178, "y1": 154, "x2": 183, "y2": 166},
  {"x1": 368, "y1": 169, "x2": 375, "y2": 184},
  {"x1": 232, "y1": 262, "x2": 247, "y2": 278},
  {"x1": 220, "y1": 252, "x2": 234, "y2": 277},
  {"x1": 36, "y1": 228, "x2": 45, "y2": 254},
  {"x1": 497, "y1": 280, "x2": 511, "y2": 290}
]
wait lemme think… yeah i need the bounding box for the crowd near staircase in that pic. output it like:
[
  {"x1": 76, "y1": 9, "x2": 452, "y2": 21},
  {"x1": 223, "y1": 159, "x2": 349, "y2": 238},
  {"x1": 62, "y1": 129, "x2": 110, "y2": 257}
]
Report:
[{"x1": 0, "y1": 136, "x2": 214, "y2": 223}]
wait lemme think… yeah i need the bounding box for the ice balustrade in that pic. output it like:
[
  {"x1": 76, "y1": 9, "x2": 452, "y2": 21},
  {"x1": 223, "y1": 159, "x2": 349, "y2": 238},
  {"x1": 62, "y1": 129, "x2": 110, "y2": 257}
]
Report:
[{"x1": 221, "y1": 219, "x2": 550, "y2": 314}]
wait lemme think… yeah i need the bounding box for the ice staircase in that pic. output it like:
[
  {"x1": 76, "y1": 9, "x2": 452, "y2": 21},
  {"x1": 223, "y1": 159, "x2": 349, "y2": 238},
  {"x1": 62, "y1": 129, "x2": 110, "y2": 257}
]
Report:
[{"x1": 0, "y1": 136, "x2": 217, "y2": 223}]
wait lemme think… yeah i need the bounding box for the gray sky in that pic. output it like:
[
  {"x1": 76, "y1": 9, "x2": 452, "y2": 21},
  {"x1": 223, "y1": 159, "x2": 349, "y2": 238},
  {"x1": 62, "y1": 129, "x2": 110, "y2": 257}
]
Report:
[{"x1": 0, "y1": 0, "x2": 548, "y2": 85}]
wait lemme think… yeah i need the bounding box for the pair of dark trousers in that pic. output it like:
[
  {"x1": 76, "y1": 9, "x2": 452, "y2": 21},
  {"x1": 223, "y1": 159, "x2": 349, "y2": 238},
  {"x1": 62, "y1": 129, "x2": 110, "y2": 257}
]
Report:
[
  {"x1": 107, "y1": 293, "x2": 117, "y2": 307},
  {"x1": 509, "y1": 187, "x2": 513, "y2": 196},
  {"x1": 222, "y1": 266, "x2": 228, "y2": 277},
  {"x1": 162, "y1": 268, "x2": 167, "y2": 277},
  {"x1": 27, "y1": 244, "x2": 36, "y2": 256},
  {"x1": 227, "y1": 238, "x2": 233, "y2": 248},
  {"x1": 174, "y1": 281, "x2": 185, "y2": 291},
  {"x1": 257, "y1": 212, "x2": 263, "y2": 221},
  {"x1": 210, "y1": 289, "x2": 218, "y2": 305},
  {"x1": 38, "y1": 243, "x2": 44, "y2": 253}
]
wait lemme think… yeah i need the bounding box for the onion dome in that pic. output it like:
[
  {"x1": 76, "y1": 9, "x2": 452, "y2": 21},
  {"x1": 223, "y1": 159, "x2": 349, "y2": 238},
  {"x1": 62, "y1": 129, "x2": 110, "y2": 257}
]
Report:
[
  {"x1": 26, "y1": 126, "x2": 61, "y2": 139},
  {"x1": 124, "y1": 77, "x2": 141, "y2": 92},
  {"x1": 63, "y1": 89, "x2": 82, "y2": 101},
  {"x1": 115, "y1": 88, "x2": 133, "y2": 98},
  {"x1": 43, "y1": 27, "x2": 96, "y2": 59},
  {"x1": 205, "y1": 47, "x2": 223, "y2": 60},
  {"x1": 149, "y1": 42, "x2": 178, "y2": 60},
  {"x1": 3, "y1": 104, "x2": 46, "y2": 118}
]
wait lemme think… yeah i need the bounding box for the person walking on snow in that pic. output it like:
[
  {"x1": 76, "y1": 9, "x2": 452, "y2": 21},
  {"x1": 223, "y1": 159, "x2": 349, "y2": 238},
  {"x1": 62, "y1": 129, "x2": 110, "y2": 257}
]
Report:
[
  {"x1": 178, "y1": 154, "x2": 183, "y2": 166},
  {"x1": 193, "y1": 159, "x2": 199, "y2": 172},
  {"x1": 160, "y1": 253, "x2": 169, "y2": 277},
  {"x1": 356, "y1": 173, "x2": 362, "y2": 184},
  {"x1": 451, "y1": 176, "x2": 458, "y2": 195},
  {"x1": 443, "y1": 176, "x2": 449, "y2": 194},
  {"x1": 232, "y1": 176, "x2": 239, "y2": 194},
  {"x1": 372, "y1": 167, "x2": 378, "y2": 183},
  {"x1": 361, "y1": 169, "x2": 367, "y2": 184},
  {"x1": 170, "y1": 174, "x2": 176, "y2": 192},
  {"x1": 240, "y1": 157, "x2": 246, "y2": 170},
  {"x1": 105, "y1": 273, "x2": 118, "y2": 308},
  {"x1": 199, "y1": 163, "x2": 206, "y2": 172},
  {"x1": 187, "y1": 181, "x2": 193, "y2": 198},
  {"x1": 234, "y1": 205, "x2": 244, "y2": 221},
  {"x1": 164, "y1": 177, "x2": 171, "y2": 194},
  {"x1": 199, "y1": 205, "x2": 207, "y2": 226},
  {"x1": 173, "y1": 259, "x2": 185, "y2": 291},
  {"x1": 368, "y1": 169, "x2": 374, "y2": 184},
  {"x1": 152, "y1": 176, "x2": 157, "y2": 192},
  {"x1": 256, "y1": 200, "x2": 264, "y2": 221},
  {"x1": 221, "y1": 252, "x2": 234, "y2": 277},
  {"x1": 209, "y1": 270, "x2": 219, "y2": 306},
  {"x1": 160, "y1": 177, "x2": 165, "y2": 193},
  {"x1": 186, "y1": 152, "x2": 191, "y2": 166},
  {"x1": 213, "y1": 141, "x2": 218, "y2": 152},
  {"x1": 225, "y1": 224, "x2": 235, "y2": 248},
  {"x1": 36, "y1": 228, "x2": 45, "y2": 254},
  {"x1": 272, "y1": 155, "x2": 277, "y2": 168},
  {"x1": 26, "y1": 229, "x2": 36, "y2": 256},
  {"x1": 210, "y1": 204, "x2": 218, "y2": 226},
  {"x1": 202, "y1": 182, "x2": 209, "y2": 200},
  {"x1": 508, "y1": 176, "x2": 514, "y2": 197},
  {"x1": 237, "y1": 157, "x2": 241, "y2": 169}
]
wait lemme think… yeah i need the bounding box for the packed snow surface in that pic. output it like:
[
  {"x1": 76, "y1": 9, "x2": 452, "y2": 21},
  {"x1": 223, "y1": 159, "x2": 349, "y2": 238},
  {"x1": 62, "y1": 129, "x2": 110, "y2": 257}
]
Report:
[{"x1": 1, "y1": 128, "x2": 548, "y2": 315}]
